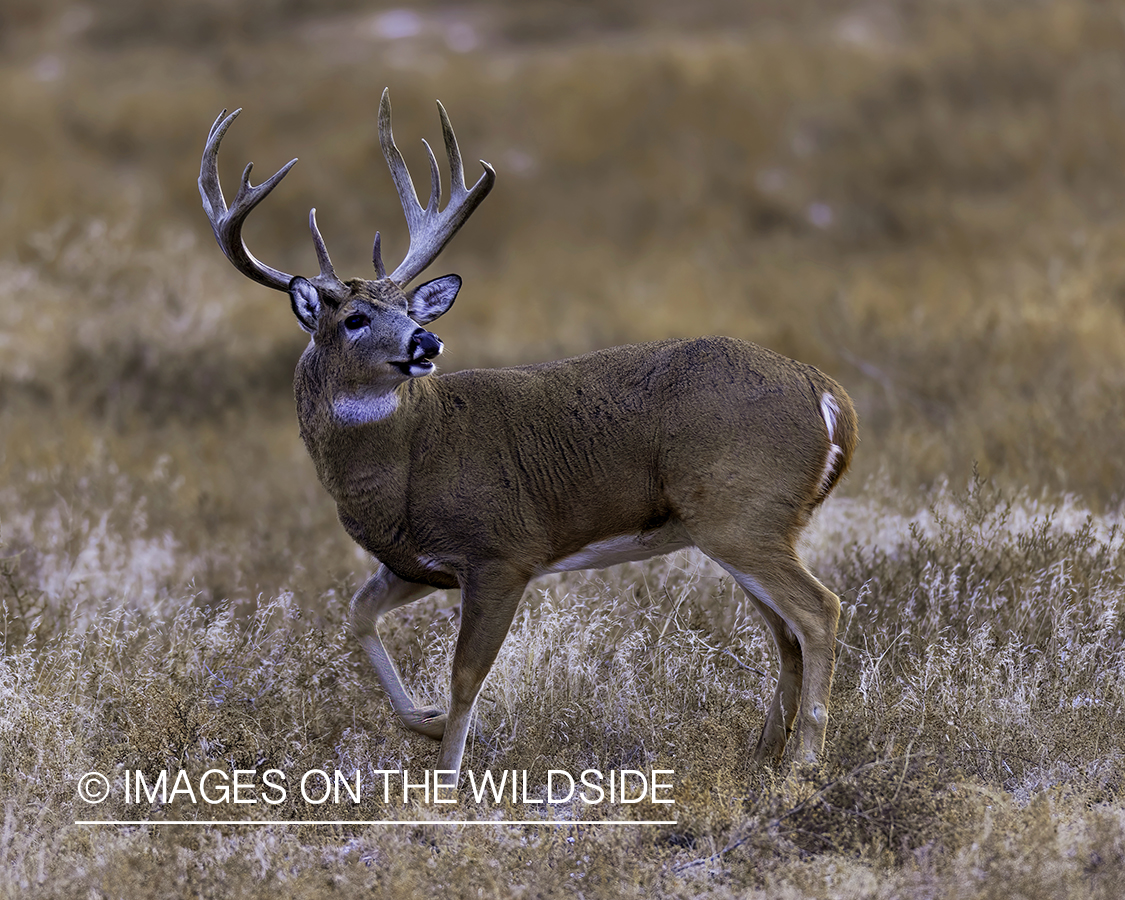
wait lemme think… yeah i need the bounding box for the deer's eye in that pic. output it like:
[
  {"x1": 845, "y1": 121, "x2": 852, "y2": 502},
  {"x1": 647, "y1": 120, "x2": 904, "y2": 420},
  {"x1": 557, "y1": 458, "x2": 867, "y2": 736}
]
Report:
[{"x1": 344, "y1": 314, "x2": 370, "y2": 331}]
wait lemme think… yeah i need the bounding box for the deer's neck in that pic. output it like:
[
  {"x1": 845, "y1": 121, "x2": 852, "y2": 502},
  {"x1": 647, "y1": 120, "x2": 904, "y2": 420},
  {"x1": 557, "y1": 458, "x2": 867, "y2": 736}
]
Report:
[{"x1": 297, "y1": 371, "x2": 438, "y2": 522}]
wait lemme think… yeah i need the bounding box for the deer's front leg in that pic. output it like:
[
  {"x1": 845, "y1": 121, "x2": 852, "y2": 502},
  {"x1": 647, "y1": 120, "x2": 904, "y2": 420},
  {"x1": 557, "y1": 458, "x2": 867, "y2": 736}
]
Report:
[
  {"x1": 350, "y1": 564, "x2": 446, "y2": 739},
  {"x1": 437, "y1": 565, "x2": 528, "y2": 785}
]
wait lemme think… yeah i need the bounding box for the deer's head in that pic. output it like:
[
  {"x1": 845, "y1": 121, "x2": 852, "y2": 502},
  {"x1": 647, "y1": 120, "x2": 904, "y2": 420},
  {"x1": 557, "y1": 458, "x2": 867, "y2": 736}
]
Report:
[{"x1": 199, "y1": 89, "x2": 494, "y2": 393}]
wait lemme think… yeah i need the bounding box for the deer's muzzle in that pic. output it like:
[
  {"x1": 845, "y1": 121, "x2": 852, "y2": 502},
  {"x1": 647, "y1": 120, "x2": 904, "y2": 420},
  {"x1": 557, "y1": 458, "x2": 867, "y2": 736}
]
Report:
[{"x1": 411, "y1": 330, "x2": 443, "y2": 361}]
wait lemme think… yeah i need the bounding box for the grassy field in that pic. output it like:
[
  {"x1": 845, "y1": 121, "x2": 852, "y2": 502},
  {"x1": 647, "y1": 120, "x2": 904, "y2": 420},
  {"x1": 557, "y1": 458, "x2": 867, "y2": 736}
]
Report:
[{"x1": 2, "y1": 0, "x2": 1125, "y2": 896}]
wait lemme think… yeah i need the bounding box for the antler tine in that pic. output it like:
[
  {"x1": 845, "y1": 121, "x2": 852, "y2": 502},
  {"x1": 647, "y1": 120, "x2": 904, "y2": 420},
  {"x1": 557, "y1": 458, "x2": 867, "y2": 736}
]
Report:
[
  {"x1": 377, "y1": 88, "x2": 496, "y2": 286},
  {"x1": 372, "y1": 231, "x2": 387, "y2": 279},
  {"x1": 198, "y1": 108, "x2": 298, "y2": 292},
  {"x1": 378, "y1": 92, "x2": 423, "y2": 231},
  {"x1": 437, "y1": 100, "x2": 467, "y2": 196},
  {"x1": 308, "y1": 208, "x2": 345, "y2": 292},
  {"x1": 421, "y1": 138, "x2": 442, "y2": 215}
]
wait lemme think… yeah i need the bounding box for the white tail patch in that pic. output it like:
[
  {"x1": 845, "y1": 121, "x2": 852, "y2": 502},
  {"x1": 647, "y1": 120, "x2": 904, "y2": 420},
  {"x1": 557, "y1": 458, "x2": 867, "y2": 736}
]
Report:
[
  {"x1": 816, "y1": 392, "x2": 843, "y2": 496},
  {"x1": 820, "y1": 392, "x2": 839, "y2": 442}
]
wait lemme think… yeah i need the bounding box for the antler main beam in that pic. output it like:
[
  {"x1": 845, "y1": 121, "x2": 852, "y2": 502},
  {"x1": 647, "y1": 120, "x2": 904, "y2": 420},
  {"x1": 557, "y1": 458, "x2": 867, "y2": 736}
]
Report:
[
  {"x1": 199, "y1": 109, "x2": 345, "y2": 297},
  {"x1": 199, "y1": 109, "x2": 299, "y2": 292},
  {"x1": 378, "y1": 88, "x2": 496, "y2": 286}
]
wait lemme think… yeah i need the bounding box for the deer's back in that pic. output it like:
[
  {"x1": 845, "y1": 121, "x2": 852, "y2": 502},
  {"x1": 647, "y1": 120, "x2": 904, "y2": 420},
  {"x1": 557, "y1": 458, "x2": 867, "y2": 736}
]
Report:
[{"x1": 320, "y1": 336, "x2": 851, "y2": 583}]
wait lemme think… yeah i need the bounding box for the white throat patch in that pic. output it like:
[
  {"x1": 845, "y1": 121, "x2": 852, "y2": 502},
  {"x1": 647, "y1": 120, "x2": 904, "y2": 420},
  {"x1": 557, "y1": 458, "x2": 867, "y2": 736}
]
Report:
[{"x1": 333, "y1": 391, "x2": 399, "y2": 426}]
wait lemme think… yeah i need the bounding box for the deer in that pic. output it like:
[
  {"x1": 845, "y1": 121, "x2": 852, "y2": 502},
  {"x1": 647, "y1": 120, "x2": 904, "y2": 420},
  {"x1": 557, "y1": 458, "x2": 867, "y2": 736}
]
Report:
[{"x1": 199, "y1": 89, "x2": 857, "y2": 788}]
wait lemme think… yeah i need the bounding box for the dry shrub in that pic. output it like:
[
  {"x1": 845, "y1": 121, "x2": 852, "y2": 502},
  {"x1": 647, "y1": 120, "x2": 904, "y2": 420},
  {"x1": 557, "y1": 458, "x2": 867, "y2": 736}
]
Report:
[
  {"x1": 766, "y1": 752, "x2": 979, "y2": 866},
  {"x1": 830, "y1": 471, "x2": 1125, "y2": 645}
]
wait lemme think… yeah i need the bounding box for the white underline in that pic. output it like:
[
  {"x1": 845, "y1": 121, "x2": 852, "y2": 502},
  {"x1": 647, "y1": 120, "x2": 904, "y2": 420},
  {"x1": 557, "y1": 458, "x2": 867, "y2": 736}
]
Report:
[{"x1": 76, "y1": 819, "x2": 678, "y2": 827}]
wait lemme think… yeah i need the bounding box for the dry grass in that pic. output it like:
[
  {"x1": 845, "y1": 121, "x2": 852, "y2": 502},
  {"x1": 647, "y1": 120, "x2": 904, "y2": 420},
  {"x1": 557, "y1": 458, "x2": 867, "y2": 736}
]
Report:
[
  {"x1": 3, "y1": 466, "x2": 1124, "y2": 897},
  {"x1": 2, "y1": 0, "x2": 1125, "y2": 896}
]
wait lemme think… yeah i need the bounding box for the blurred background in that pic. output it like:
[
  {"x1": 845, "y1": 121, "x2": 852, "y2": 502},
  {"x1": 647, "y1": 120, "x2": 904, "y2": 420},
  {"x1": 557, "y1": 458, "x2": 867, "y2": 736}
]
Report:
[{"x1": 2, "y1": 0, "x2": 1125, "y2": 601}]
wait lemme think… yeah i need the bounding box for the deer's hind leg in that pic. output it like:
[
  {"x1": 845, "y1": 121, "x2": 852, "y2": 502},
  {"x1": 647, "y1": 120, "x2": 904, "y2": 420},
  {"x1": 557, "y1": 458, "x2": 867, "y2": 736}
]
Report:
[
  {"x1": 738, "y1": 596, "x2": 804, "y2": 763},
  {"x1": 697, "y1": 538, "x2": 841, "y2": 765}
]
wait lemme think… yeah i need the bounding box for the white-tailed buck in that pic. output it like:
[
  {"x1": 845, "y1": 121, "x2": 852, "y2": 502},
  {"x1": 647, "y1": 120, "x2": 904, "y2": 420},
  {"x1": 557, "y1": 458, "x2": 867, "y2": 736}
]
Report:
[{"x1": 200, "y1": 89, "x2": 856, "y2": 785}]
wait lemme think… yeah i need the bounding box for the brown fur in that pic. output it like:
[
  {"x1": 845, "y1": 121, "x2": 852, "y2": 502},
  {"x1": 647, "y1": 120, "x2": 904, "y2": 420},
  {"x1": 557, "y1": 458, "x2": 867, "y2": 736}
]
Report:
[{"x1": 293, "y1": 274, "x2": 856, "y2": 782}]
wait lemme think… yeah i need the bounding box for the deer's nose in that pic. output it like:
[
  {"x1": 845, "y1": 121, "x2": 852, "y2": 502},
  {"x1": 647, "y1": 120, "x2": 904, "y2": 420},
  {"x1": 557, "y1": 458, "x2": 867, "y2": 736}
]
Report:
[{"x1": 411, "y1": 329, "x2": 443, "y2": 361}]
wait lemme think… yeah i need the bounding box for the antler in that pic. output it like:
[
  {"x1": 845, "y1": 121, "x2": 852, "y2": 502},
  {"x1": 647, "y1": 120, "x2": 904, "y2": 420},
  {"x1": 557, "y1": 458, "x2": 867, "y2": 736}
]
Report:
[
  {"x1": 199, "y1": 109, "x2": 346, "y2": 297},
  {"x1": 200, "y1": 93, "x2": 493, "y2": 295},
  {"x1": 377, "y1": 88, "x2": 496, "y2": 286}
]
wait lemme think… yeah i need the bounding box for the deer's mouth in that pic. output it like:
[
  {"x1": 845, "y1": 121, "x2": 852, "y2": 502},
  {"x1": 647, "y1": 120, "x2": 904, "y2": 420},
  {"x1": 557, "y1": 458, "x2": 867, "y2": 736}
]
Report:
[
  {"x1": 392, "y1": 329, "x2": 442, "y2": 377},
  {"x1": 391, "y1": 359, "x2": 435, "y2": 377}
]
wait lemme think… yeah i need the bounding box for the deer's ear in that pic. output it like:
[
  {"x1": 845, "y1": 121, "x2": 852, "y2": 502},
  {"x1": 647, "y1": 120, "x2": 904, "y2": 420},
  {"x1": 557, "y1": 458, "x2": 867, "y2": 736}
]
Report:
[
  {"x1": 289, "y1": 276, "x2": 321, "y2": 333},
  {"x1": 408, "y1": 274, "x2": 461, "y2": 325}
]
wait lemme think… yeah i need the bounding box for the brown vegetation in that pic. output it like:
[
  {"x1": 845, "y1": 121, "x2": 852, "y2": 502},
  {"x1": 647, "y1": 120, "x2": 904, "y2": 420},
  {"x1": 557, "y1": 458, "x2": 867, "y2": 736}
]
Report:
[{"x1": 1, "y1": 1, "x2": 1124, "y2": 897}]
